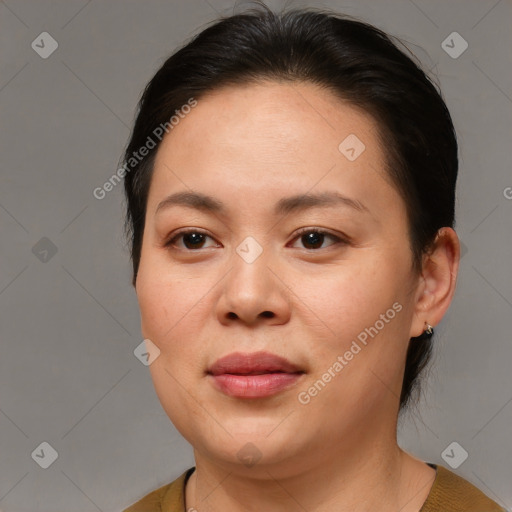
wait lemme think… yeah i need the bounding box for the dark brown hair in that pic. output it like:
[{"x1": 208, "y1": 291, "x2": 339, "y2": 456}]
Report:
[{"x1": 123, "y1": 6, "x2": 458, "y2": 411}]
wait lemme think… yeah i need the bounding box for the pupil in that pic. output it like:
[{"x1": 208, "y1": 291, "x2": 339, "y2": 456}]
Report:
[
  {"x1": 303, "y1": 232, "x2": 323, "y2": 249},
  {"x1": 184, "y1": 233, "x2": 204, "y2": 248}
]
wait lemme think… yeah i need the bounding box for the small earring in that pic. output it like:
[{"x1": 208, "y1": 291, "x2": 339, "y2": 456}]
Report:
[{"x1": 424, "y1": 323, "x2": 434, "y2": 335}]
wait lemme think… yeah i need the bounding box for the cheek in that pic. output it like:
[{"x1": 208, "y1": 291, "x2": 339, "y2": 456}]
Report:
[
  {"x1": 136, "y1": 245, "x2": 208, "y2": 344},
  {"x1": 295, "y1": 257, "x2": 413, "y2": 408},
  {"x1": 137, "y1": 275, "x2": 208, "y2": 352},
  {"x1": 294, "y1": 267, "x2": 409, "y2": 417},
  {"x1": 136, "y1": 262, "x2": 210, "y2": 433},
  {"x1": 298, "y1": 259, "x2": 405, "y2": 345}
]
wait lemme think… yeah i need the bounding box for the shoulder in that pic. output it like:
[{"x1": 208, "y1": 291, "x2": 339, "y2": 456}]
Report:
[
  {"x1": 122, "y1": 467, "x2": 194, "y2": 512},
  {"x1": 122, "y1": 482, "x2": 170, "y2": 512},
  {"x1": 421, "y1": 465, "x2": 506, "y2": 512}
]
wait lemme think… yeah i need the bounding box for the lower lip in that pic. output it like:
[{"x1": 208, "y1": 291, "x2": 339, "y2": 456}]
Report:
[{"x1": 209, "y1": 373, "x2": 303, "y2": 398}]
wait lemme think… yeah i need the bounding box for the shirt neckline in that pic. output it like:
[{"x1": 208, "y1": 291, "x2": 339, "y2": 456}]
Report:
[{"x1": 181, "y1": 463, "x2": 440, "y2": 511}]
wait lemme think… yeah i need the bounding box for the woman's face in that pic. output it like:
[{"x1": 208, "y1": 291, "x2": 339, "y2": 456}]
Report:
[{"x1": 136, "y1": 82, "x2": 426, "y2": 474}]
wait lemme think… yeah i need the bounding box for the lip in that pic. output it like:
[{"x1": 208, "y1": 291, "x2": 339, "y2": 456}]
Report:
[{"x1": 207, "y1": 351, "x2": 305, "y2": 398}]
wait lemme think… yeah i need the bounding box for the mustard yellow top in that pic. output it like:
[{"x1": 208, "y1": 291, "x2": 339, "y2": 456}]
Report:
[{"x1": 123, "y1": 464, "x2": 506, "y2": 511}]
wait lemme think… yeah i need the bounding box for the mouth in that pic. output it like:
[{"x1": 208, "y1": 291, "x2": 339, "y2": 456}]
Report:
[
  {"x1": 207, "y1": 351, "x2": 305, "y2": 398},
  {"x1": 224, "y1": 370, "x2": 289, "y2": 375}
]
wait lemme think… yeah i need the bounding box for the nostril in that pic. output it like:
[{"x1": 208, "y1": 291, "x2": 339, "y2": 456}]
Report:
[{"x1": 260, "y1": 311, "x2": 274, "y2": 318}]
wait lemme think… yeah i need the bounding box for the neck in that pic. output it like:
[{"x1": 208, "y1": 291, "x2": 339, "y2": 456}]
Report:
[{"x1": 185, "y1": 433, "x2": 435, "y2": 512}]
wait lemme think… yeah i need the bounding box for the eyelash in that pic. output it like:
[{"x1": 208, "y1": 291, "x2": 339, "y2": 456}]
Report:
[{"x1": 164, "y1": 227, "x2": 348, "y2": 251}]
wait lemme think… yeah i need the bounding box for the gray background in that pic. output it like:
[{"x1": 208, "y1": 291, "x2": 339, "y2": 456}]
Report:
[{"x1": 0, "y1": 0, "x2": 511, "y2": 510}]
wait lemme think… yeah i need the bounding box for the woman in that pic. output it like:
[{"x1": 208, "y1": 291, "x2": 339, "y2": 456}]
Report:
[{"x1": 122, "y1": 5, "x2": 505, "y2": 511}]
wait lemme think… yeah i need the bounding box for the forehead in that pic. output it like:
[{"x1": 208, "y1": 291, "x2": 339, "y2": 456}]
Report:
[
  {"x1": 148, "y1": 81, "x2": 399, "y2": 218},
  {"x1": 156, "y1": 81, "x2": 382, "y2": 164}
]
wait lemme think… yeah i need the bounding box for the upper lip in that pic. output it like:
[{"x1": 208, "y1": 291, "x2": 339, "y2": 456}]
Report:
[{"x1": 207, "y1": 351, "x2": 304, "y2": 376}]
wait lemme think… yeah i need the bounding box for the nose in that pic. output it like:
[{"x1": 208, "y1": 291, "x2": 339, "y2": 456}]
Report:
[{"x1": 215, "y1": 243, "x2": 291, "y2": 327}]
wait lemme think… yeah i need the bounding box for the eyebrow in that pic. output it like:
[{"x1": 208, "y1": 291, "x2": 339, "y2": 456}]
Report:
[{"x1": 155, "y1": 190, "x2": 369, "y2": 216}]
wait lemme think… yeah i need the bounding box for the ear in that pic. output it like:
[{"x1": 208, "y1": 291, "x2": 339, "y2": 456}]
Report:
[{"x1": 410, "y1": 227, "x2": 460, "y2": 338}]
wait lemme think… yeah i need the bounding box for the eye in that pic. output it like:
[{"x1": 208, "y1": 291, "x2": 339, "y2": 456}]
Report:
[
  {"x1": 165, "y1": 229, "x2": 220, "y2": 250},
  {"x1": 165, "y1": 228, "x2": 346, "y2": 251},
  {"x1": 290, "y1": 228, "x2": 345, "y2": 250}
]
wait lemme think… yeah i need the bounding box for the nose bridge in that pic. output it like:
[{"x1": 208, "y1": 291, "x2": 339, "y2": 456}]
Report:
[
  {"x1": 216, "y1": 234, "x2": 290, "y2": 324},
  {"x1": 230, "y1": 234, "x2": 271, "y2": 296}
]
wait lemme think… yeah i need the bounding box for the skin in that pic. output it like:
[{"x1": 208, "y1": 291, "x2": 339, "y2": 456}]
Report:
[{"x1": 135, "y1": 81, "x2": 460, "y2": 511}]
